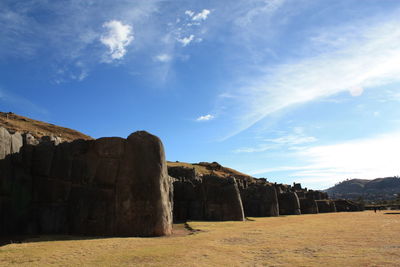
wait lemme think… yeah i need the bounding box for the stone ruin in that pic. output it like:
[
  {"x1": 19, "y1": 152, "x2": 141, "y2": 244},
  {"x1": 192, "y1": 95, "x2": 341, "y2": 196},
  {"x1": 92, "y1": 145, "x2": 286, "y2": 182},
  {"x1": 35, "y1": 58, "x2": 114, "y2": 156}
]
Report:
[
  {"x1": 0, "y1": 126, "x2": 364, "y2": 237},
  {"x1": 169, "y1": 166, "x2": 363, "y2": 222},
  {"x1": 239, "y1": 178, "x2": 279, "y2": 217},
  {"x1": 0, "y1": 127, "x2": 172, "y2": 237},
  {"x1": 169, "y1": 166, "x2": 245, "y2": 222}
]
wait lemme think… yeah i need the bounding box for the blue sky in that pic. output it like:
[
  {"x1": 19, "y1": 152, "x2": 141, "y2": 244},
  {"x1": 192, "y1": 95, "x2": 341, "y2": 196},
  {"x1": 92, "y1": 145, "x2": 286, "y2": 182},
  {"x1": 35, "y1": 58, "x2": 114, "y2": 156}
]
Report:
[{"x1": 1, "y1": 0, "x2": 400, "y2": 189}]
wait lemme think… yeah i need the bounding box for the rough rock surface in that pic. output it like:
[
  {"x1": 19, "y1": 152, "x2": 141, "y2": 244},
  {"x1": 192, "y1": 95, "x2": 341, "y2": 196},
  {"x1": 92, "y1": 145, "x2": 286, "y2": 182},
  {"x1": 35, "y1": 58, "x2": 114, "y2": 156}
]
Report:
[
  {"x1": 316, "y1": 200, "x2": 337, "y2": 213},
  {"x1": 170, "y1": 166, "x2": 245, "y2": 222},
  {"x1": 0, "y1": 128, "x2": 173, "y2": 237},
  {"x1": 0, "y1": 127, "x2": 23, "y2": 159},
  {"x1": 278, "y1": 192, "x2": 301, "y2": 215},
  {"x1": 334, "y1": 199, "x2": 363, "y2": 212},
  {"x1": 202, "y1": 175, "x2": 245, "y2": 221},
  {"x1": 240, "y1": 181, "x2": 279, "y2": 217},
  {"x1": 299, "y1": 198, "x2": 319, "y2": 214}
]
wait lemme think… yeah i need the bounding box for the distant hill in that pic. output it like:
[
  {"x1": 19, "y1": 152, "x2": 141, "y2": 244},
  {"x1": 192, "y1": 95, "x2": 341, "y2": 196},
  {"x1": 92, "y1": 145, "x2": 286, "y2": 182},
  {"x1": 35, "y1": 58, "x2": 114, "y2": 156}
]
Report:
[
  {"x1": 326, "y1": 177, "x2": 400, "y2": 202},
  {"x1": 0, "y1": 112, "x2": 92, "y2": 142}
]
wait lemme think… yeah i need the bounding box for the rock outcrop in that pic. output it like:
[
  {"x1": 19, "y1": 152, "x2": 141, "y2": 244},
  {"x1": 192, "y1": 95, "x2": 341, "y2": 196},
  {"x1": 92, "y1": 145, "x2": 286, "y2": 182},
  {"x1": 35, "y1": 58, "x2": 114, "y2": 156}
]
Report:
[
  {"x1": 277, "y1": 192, "x2": 301, "y2": 215},
  {"x1": 334, "y1": 199, "x2": 363, "y2": 212},
  {"x1": 239, "y1": 180, "x2": 279, "y2": 217},
  {"x1": 0, "y1": 127, "x2": 173, "y2": 237},
  {"x1": 169, "y1": 166, "x2": 245, "y2": 222},
  {"x1": 299, "y1": 198, "x2": 319, "y2": 214},
  {"x1": 316, "y1": 200, "x2": 337, "y2": 213}
]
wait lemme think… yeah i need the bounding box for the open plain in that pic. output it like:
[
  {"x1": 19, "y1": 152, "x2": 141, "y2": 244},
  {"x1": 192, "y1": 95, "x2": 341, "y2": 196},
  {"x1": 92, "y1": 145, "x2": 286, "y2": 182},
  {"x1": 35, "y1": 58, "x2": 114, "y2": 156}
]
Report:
[{"x1": 1, "y1": 211, "x2": 399, "y2": 266}]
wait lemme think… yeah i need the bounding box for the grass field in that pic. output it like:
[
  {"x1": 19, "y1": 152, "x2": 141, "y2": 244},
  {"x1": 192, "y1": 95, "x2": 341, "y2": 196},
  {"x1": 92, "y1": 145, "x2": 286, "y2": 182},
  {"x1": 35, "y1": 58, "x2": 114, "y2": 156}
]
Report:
[{"x1": 1, "y1": 211, "x2": 399, "y2": 266}]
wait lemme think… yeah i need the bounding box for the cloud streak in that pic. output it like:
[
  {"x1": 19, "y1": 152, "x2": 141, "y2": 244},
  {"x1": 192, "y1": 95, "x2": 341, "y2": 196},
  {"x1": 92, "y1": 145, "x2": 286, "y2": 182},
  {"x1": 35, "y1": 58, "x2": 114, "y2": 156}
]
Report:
[
  {"x1": 251, "y1": 131, "x2": 400, "y2": 188},
  {"x1": 220, "y1": 10, "x2": 400, "y2": 139},
  {"x1": 196, "y1": 114, "x2": 215, "y2": 121}
]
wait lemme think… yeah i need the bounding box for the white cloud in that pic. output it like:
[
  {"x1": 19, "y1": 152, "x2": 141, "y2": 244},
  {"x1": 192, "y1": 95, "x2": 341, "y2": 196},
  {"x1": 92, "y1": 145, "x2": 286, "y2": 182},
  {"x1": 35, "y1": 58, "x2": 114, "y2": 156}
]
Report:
[
  {"x1": 100, "y1": 20, "x2": 134, "y2": 61},
  {"x1": 235, "y1": 129, "x2": 317, "y2": 153},
  {"x1": 349, "y1": 86, "x2": 364, "y2": 97},
  {"x1": 154, "y1": 53, "x2": 172, "y2": 62},
  {"x1": 185, "y1": 10, "x2": 194, "y2": 17},
  {"x1": 196, "y1": 114, "x2": 215, "y2": 121},
  {"x1": 192, "y1": 9, "x2": 211, "y2": 21},
  {"x1": 222, "y1": 13, "x2": 400, "y2": 139},
  {"x1": 234, "y1": 144, "x2": 271, "y2": 153},
  {"x1": 177, "y1": 34, "x2": 194, "y2": 47},
  {"x1": 265, "y1": 135, "x2": 317, "y2": 145},
  {"x1": 235, "y1": 0, "x2": 286, "y2": 26},
  {"x1": 255, "y1": 131, "x2": 400, "y2": 188}
]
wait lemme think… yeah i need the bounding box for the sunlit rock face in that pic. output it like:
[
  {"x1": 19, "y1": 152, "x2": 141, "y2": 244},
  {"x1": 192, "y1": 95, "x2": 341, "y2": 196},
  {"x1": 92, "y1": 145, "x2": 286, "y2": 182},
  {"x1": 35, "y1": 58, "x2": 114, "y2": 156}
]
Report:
[{"x1": 0, "y1": 128, "x2": 173, "y2": 237}]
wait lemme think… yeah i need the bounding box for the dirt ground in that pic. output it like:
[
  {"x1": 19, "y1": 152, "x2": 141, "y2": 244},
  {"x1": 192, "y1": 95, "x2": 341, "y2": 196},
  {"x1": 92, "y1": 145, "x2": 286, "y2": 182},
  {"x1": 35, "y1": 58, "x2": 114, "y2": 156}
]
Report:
[{"x1": 1, "y1": 211, "x2": 399, "y2": 266}]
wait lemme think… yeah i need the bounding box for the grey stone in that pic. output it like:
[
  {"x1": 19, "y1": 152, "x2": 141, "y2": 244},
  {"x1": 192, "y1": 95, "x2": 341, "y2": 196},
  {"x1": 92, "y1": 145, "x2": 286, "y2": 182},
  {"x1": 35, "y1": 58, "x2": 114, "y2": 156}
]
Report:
[{"x1": 0, "y1": 127, "x2": 11, "y2": 160}]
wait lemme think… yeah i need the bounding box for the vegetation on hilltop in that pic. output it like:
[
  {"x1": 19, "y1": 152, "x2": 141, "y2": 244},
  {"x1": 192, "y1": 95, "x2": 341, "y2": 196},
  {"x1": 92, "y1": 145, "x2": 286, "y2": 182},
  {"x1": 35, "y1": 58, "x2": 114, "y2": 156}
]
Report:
[{"x1": 0, "y1": 112, "x2": 92, "y2": 142}]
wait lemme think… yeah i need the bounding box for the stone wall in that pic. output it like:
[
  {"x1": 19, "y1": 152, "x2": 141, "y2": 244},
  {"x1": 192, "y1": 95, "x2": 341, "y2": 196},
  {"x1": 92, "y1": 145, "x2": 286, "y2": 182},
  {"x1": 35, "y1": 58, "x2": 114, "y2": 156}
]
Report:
[
  {"x1": 316, "y1": 200, "x2": 337, "y2": 213},
  {"x1": 240, "y1": 181, "x2": 279, "y2": 217},
  {"x1": 170, "y1": 167, "x2": 245, "y2": 222},
  {"x1": 278, "y1": 192, "x2": 301, "y2": 215},
  {"x1": 334, "y1": 199, "x2": 364, "y2": 212},
  {"x1": 299, "y1": 198, "x2": 319, "y2": 214},
  {"x1": 0, "y1": 127, "x2": 173, "y2": 237}
]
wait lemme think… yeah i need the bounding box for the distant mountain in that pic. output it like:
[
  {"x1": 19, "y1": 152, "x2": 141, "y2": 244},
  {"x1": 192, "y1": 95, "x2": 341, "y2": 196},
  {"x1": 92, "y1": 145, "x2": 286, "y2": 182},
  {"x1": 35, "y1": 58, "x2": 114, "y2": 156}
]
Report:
[{"x1": 326, "y1": 177, "x2": 400, "y2": 202}]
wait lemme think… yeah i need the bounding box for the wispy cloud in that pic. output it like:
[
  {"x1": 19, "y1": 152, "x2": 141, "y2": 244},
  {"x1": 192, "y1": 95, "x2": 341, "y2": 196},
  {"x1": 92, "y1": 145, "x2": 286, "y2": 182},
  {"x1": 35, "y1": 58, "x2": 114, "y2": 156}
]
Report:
[
  {"x1": 234, "y1": 144, "x2": 271, "y2": 153},
  {"x1": 177, "y1": 35, "x2": 195, "y2": 47},
  {"x1": 235, "y1": 127, "x2": 317, "y2": 153},
  {"x1": 219, "y1": 10, "x2": 400, "y2": 139},
  {"x1": 196, "y1": 114, "x2": 215, "y2": 121},
  {"x1": 185, "y1": 10, "x2": 195, "y2": 17},
  {"x1": 100, "y1": 20, "x2": 134, "y2": 62},
  {"x1": 234, "y1": 0, "x2": 286, "y2": 26},
  {"x1": 252, "y1": 131, "x2": 400, "y2": 188},
  {"x1": 154, "y1": 53, "x2": 172, "y2": 63},
  {"x1": 192, "y1": 9, "x2": 211, "y2": 21}
]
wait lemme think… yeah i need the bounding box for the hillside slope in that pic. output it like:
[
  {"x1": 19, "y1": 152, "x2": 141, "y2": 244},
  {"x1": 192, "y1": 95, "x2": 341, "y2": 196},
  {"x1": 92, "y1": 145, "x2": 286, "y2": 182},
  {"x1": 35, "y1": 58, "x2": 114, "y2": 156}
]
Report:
[
  {"x1": 0, "y1": 112, "x2": 92, "y2": 142},
  {"x1": 326, "y1": 177, "x2": 400, "y2": 201}
]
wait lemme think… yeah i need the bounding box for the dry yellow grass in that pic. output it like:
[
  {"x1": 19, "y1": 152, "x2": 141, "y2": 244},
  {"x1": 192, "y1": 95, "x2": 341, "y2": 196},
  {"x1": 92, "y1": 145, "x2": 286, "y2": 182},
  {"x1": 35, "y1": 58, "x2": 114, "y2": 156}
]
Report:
[{"x1": 1, "y1": 211, "x2": 399, "y2": 266}]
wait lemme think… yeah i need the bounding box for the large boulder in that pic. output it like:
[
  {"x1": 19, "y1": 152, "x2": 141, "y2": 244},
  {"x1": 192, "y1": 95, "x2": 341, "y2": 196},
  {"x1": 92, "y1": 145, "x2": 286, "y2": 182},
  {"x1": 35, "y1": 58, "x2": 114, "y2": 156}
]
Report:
[
  {"x1": 316, "y1": 200, "x2": 337, "y2": 213},
  {"x1": 0, "y1": 127, "x2": 11, "y2": 160},
  {"x1": 172, "y1": 178, "x2": 204, "y2": 221},
  {"x1": 334, "y1": 199, "x2": 363, "y2": 212},
  {"x1": 299, "y1": 198, "x2": 319, "y2": 214},
  {"x1": 241, "y1": 182, "x2": 279, "y2": 217},
  {"x1": 278, "y1": 192, "x2": 301, "y2": 215},
  {"x1": 170, "y1": 167, "x2": 245, "y2": 222},
  {"x1": 10, "y1": 132, "x2": 23, "y2": 154},
  {"x1": 115, "y1": 132, "x2": 173, "y2": 236},
  {"x1": 202, "y1": 175, "x2": 245, "y2": 221}
]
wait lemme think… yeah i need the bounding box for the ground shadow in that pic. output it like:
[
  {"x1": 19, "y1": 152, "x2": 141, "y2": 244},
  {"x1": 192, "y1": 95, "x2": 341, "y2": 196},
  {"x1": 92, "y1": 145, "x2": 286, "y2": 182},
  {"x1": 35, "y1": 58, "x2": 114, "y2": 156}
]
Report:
[
  {"x1": 0, "y1": 223, "x2": 193, "y2": 247},
  {"x1": 384, "y1": 212, "x2": 400, "y2": 215},
  {"x1": 0, "y1": 235, "x2": 115, "y2": 247}
]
